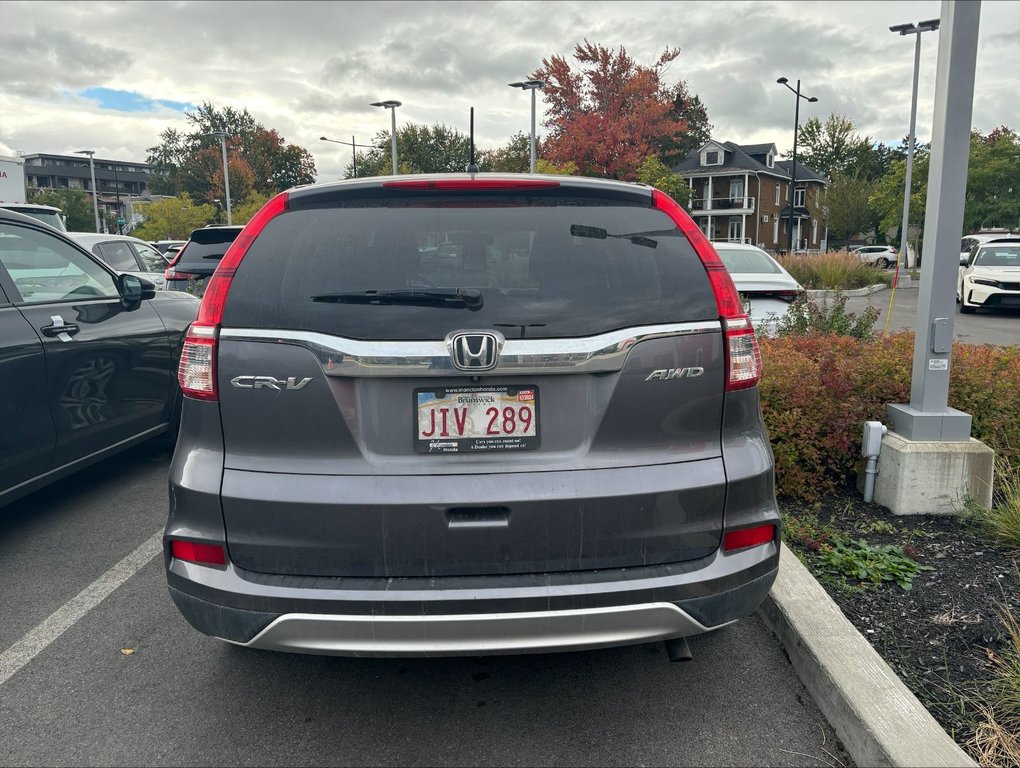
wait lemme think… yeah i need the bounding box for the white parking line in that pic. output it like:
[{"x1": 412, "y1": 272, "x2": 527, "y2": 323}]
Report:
[{"x1": 0, "y1": 530, "x2": 163, "y2": 687}]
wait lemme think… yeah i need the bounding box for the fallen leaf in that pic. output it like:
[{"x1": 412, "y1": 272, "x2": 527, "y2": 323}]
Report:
[{"x1": 121, "y1": 648, "x2": 136, "y2": 656}]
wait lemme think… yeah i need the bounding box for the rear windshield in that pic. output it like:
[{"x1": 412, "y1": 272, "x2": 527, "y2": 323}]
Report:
[
  {"x1": 223, "y1": 196, "x2": 717, "y2": 340},
  {"x1": 177, "y1": 228, "x2": 241, "y2": 271},
  {"x1": 713, "y1": 246, "x2": 782, "y2": 275}
]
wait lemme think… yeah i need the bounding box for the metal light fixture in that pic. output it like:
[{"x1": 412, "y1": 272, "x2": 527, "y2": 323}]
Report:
[
  {"x1": 74, "y1": 150, "x2": 102, "y2": 233},
  {"x1": 199, "y1": 131, "x2": 232, "y2": 225},
  {"x1": 889, "y1": 18, "x2": 940, "y2": 268},
  {"x1": 776, "y1": 78, "x2": 818, "y2": 253},
  {"x1": 508, "y1": 80, "x2": 545, "y2": 174},
  {"x1": 370, "y1": 100, "x2": 402, "y2": 175}
]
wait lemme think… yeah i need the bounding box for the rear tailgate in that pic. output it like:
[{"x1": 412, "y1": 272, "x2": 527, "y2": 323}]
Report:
[{"x1": 214, "y1": 183, "x2": 730, "y2": 578}]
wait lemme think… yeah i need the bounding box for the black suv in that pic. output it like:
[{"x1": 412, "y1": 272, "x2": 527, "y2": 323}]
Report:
[
  {"x1": 164, "y1": 225, "x2": 243, "y2": 293},
  {"x1": 165, "y1": 175, "x2": 780, "y2": 658}
]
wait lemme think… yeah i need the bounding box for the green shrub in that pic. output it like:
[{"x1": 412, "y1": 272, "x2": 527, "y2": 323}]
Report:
[
  {"x1": 759, "y1": 332, "x2": 1020, "y2": 501},
  {"x1": 776, "y1": 251, "x2": 885, "y2": 290},
  {"x1": 774, "y1": 293, "x2": 880, "y2": 340}
]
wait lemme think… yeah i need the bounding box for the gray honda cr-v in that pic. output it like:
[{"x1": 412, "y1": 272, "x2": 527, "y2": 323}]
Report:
[{"x1": 165, "y1": 174, "x2": 779, "y2": 658}]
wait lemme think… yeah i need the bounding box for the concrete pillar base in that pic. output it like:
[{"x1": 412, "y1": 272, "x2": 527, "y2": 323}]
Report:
[{"x1": 865, "y1": 431, "x2": 994, "y2": 516}]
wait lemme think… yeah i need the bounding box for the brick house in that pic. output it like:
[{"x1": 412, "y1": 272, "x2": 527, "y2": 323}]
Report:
[{"x1": 671, "y1": 140, "x2": 828, "y2": 253}]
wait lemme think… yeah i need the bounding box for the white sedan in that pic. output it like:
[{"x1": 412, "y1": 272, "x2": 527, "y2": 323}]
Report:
[
  {"x1": 958, "y1": 239, "x2": 1020, "y2": 314},
  {"x1": 713, "y1": 243, "x2": 804, "y2": 335}
]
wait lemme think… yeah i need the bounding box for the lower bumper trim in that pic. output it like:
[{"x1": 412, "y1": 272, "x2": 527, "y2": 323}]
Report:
[{"x1": 229, "y1": 602, "x2": 717, "y2": 657}]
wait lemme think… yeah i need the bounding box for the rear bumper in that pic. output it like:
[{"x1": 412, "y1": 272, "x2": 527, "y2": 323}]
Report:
[{"x1": 166, "y1": 545, "x2": 778, "y2": 655}]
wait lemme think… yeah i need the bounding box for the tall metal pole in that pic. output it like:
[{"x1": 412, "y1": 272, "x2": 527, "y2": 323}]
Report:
[
  {"x1": 352, "y1": 135, "x2": 357, "y2": 178},
  {"x1": 113, "y1": 165, "x2": 122, "y2": 233},
  {"x1": 219, "y1": 134, "x2": 233, "y2": 225},
  {"x1": 389, "y1": 106, "x2": 398, "y2": 175},
  {"x1": 887, "y1": 0, "x2": 981, "y2": 441},
  {"x1": 529, "y1": 87, "x2": 537, "y2": 174},
  {"x1": 899, "y1": 32, "x2": 923, "y2": 267},
  {"x1": 76, "y1": 151, "x2": 101, "y2": 233},
  {"x1": 788, "y1": 81, "x2": 801, "y2": 253}
]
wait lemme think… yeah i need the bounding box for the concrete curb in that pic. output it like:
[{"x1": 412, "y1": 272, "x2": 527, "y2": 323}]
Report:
[
  {"x1": 758, "y1": 543, "x2": 976, "y2": 768},
  {"x1": 805, "y1": 284, "x2": 888, "y2": 298}
]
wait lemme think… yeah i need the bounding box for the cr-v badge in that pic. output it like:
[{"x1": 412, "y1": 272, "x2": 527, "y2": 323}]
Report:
[
  {"x1": 645, "y1": 367, "x2": 704, "y2": 381},
  {"x1": 230, "y1": 376, "x2": 313, "y2": 390}
]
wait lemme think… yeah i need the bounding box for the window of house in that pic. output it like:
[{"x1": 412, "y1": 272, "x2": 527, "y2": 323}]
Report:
[
  {"x1": 766, "y1": 153, "x2": 774, "y2": 168},
  {"x1": 729, "y1": 179, "x2": 743, "y2": 202},
  {"x1": 794, "y1": 187, "x2": 806, "y2": 207},
  {"x1": 812, "y1": 219, "x2": 818, "y2": 243},
  {"x1": 772, "y1": 217, "x2": 779, "y2": 244},
  {"x1": 704, "y1": 150, "x2": 720, "y2": 165},
  {"x1": 774, "y1": 183, "x2": 780, "y2": 206}
]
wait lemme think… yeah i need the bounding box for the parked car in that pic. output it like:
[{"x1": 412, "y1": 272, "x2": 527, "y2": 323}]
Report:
[
  {"x1": 165, "y1": 175, "x2": 780, "y2": 659},
  {"x1": 0, "y1": 202, "x2": 67, "y2": 231},
  {"x1": 851, "y1": 245, "x2": 898, "y2": 268},
  {"x1": 0, "y1": 208, "x2": 200, "y2": 507},
  {"x1": 164, "y1": 225, "x2": 243, "y2": 292},
  {"x1": 68, "y1": 232, "x2": 170, "y2": 290},
  {"x1": 960, "y1": 232, "x2": 1020, "y2": 263},
  {"x1": 713, "y1": 243, "x2": 803, "y2": 336},
  {"x1": 151, "y1": 239, "x2": 188, "y2": 255},
  {"x1": 958, "y1": 238, "x2": 1020, "y2": 314}
]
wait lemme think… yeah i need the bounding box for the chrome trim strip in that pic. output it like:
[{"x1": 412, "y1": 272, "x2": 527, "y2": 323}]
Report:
[
  {"x1": 229, "y1": 602, "x2": 716, "y2": 657},
  {"x1": 219, "y1": 322, "x2": 720, "y2": 377}
]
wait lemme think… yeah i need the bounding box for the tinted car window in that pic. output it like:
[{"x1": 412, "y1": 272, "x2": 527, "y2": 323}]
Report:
[
  {"x1": 223, "y1": 197, "x2": 716, "y2": 340},
  {"x1": 974, "y1": 245, "x2": 1020, "y2": 267},
  {"x1": 0, "y1": 223, "x2": 118, "y2": 303},
  {"x1": 97, "y1": 241, "x2": 139, "y2": 272},
  {"x1": 177, "y1": 228, "x2": 241, "y2": 273},
  {"x1": 131, "y1": 242, "x2": 168, "y2": 271}
]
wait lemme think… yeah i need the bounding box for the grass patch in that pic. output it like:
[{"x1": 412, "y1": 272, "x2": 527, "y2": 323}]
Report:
[
  {"x1": 969, "y1": 458, "x2": 1020, "y2": 550},
  {"x1": 968, "y1": 600, "x2": 1020, "y2": 768},
  {"x1": 777, "y1": 251, "x2": 886, "y2": 290}
]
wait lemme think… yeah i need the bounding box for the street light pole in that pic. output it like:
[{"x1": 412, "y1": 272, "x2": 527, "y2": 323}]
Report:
[
  {"x1": 320, "y1": 135, "x2": 382, "y2": 179},
  {"x1": 75, "y1": 150, "x2": 101, "y2": 233},
  {"x1": 890, "y1": 18, "x2": 940, "y2": 268},
  {"x1": 370, "y1": 100, "x2": 402, "y2": 175},
  {"x1": 199, "y1": 131, "x2": 233, "y2": 224},
  {"x1": 509, "y1": 80, "x2": 545, "y2": 174},
  {"x1": 776, "y1": 78, "x2": 818, "y2": 254}
]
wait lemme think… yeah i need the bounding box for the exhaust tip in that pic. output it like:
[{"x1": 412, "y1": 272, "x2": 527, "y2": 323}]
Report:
[{"x1": 664, "y1": 636, "x2": 693, "y2": 662}]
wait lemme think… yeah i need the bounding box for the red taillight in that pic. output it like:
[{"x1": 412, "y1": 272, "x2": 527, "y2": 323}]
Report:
[
  {"x1": 651, "y1": 189, "x2": 762, "y2": 391},
  {"x1": 170, "y1": 540, "x2": 226, "y2": 567},
  {"x1": 382, "y1": 178, "x2": 561, "y2": 190},
  {"x1": 723, "y1": 524, "x2": 776, "y2": 552},
  {"x1": 177, "y1": 192, "x2": 289, "y2": 401}
]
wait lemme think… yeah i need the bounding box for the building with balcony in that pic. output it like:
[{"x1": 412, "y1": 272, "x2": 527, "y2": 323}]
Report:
[
  {"x1": 22, "y1": 153, "x2": 152, "y2": 232},
  {"x1": 672, "y1": 140, "x2": 828, "y2": 253}
]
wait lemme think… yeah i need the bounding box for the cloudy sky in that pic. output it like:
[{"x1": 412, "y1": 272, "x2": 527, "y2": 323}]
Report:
[{"x1": 1, "y1": 0, "x2": 1017, "y2": 182}]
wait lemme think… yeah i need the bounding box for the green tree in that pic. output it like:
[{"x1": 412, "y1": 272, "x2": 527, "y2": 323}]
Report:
[
  {"x1": 794, "y1": 113, "x2": 875, "y2": 179},
  {"x1": 869, "y1": 153, "x2": 930, "y2": 245},
  {"x1": 231, "y1": 192, "x2": 271, "y2": 226},
  {"x1": 808, "y1": 171, "x2": 875, "y2": 248},
  {"x1": 27, "y1": 188, "x2": 95, "y2": 231},
  {"x1": 349, "y1": 123, "x2": 472, "y2": 177},
  {"x1": 479, "y1": 132, "x2": 535, "y2": 173},
  {"x1": 532, "y1": 41, "x2": 697, "y2": 180},
  {"x1": 146, "y1": 102, "x2": 315, "y2": 201},
  {"x1": 635, "y1": 156, "x2": 691, "y2": 206},
  {"x1": 655, "y1": 82, "x2": 712, "y2": 167},
  {"x1": 965, "y1": 127, "x2": 1020, "y2": 231},
  {"x1": 131, "y1": 194, "x2": 216, "y2": 240},
  {"x1": 534, "y1": 158, "x2": 578, "y2": 175}
]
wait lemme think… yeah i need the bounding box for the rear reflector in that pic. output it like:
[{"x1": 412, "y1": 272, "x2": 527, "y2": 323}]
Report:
[
  {"x1": 170, "y1": 540, "x2": 226, "y2": 566},
  {"x1": 723, "y1": 524, "x2": 776, "y2": 552},
  {"x1": 382, "y1": 179, "x2": 560, "y2": 190}
]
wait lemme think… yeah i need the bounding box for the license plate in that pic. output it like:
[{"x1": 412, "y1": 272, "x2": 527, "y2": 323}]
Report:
[{"x1": 414, "y1": 385, "x2": 540, "y2": 453}]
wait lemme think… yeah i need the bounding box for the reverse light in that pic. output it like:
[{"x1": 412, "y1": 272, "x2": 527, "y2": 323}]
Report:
[
  {"x1": 177, "y1": 192, "x2": 290, "y2": 401},
  {"x1": 171, "y1": 540, "x2": 226, "y2": 567},
  {"x1": 723, "y1": 524, "x2": 776, "y2": 552},
  {"x1": 651, "y1": 189, "x2": 762, "y2": 391}
]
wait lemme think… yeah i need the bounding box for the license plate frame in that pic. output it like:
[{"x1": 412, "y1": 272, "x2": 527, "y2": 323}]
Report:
[{"x1": 413, "y1": 385, "x2": 540, "y2": 453}]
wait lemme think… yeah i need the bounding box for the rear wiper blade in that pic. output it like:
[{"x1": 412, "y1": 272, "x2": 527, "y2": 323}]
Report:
[{"x1": 310, "y1": 288, "x2": 484, "y2": 310}]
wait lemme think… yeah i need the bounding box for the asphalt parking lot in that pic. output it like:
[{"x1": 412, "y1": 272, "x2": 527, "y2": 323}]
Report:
[
  {"x1": 843, "y1": 284, "x2": 1019, "y2": 347},
  {"x1": 0, "y1": 443, "x2": 847, "y2": 768}
]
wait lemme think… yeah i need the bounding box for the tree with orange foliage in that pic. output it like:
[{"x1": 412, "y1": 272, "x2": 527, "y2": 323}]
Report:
[{"x1": 532, "y1": 41, "x2": 699, "y2": 180}]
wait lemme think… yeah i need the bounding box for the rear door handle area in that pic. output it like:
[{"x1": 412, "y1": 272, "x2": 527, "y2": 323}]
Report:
[
  {"x1": 41, "y1": 315, "x2": 80, "y2": 341},
  {"x1": 446, "y1": 507, "x2": 511, "y2": 529}
]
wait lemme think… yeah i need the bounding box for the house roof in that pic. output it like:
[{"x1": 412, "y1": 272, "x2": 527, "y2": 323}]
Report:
[{"x1": 671, "y1": 141, "x2": 826, "y2": 184}]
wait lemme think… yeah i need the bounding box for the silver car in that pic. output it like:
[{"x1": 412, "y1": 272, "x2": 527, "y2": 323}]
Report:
[
  {"x1": 165, "y1": 175, "x2": 780, "y2": 659},
  {"x1": 713, "y1": 243, "x2": 803, "y2": 336},
  {"x1": 68, "y1": 232, "x2": 170, "y2": 290}
]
